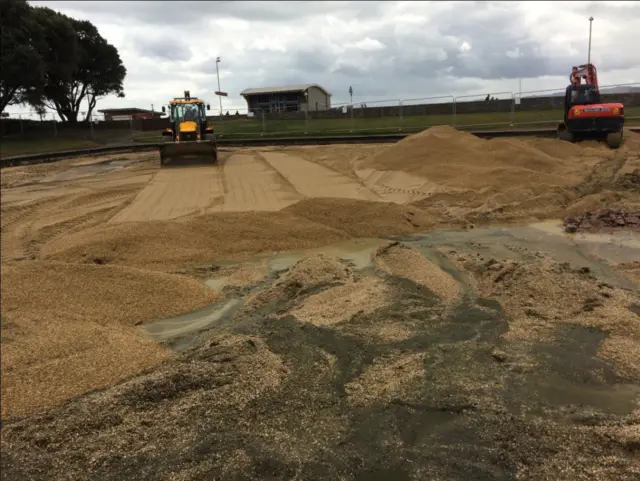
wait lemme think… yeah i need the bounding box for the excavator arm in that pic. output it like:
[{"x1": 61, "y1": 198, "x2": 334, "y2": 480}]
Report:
[{"x1": 570, "y1": 63, "x2": 599, "y2": 91}]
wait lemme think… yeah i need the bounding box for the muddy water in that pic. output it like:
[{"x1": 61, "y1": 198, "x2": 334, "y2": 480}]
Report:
[
  {"x1": 143, "y1": 220, "x2": 639, "y2": 352},
  {"x1": 399, "y1": 220, "x2": 639, "y2": 290},
  {"x1": 144, "y1": 298, "x2": 244, "y2": 351}
]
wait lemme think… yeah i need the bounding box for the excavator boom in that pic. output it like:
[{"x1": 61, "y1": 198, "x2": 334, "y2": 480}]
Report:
[{"x1": 570, "y1": 63, "x2": 599, "y2": 90}]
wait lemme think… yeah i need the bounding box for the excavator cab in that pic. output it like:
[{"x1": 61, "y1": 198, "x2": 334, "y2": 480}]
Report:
[
  {"x1": 159, "y1": 91, "x2": 217, "y2": 166},
  {"x1": 557, "y1": 64, "x2": 624, "y2": 148}
]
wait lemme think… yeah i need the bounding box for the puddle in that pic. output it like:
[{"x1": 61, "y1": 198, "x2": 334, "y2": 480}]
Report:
[
  {"x1": 204, "y1": 276, "x2": 229, "y2": 291},
  {"x1": 211, "y1": 238, "x2": 390, "y2": 275},
  {"x1": 145, "y1": 220, "x2": 639, "y2": 350},
  {"x1": 143, "y1": 298, "x2": 243, "y2": 351},
  {"x1": 399, "y1": 221, "x2": 639, "y2": 290}
]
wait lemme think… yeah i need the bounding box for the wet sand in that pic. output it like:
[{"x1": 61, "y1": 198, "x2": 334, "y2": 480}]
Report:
[{"x1": 1, "y1": 134, "x2": 639, "y2": 480}]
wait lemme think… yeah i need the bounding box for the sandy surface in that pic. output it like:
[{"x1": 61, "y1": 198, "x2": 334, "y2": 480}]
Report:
[
  {"x1": 260, "y1": 151, "x2": 380, "y2": 201},
  {"x1": 111, "y1": 151, "x2": 381, "y2": 223},
  {"x1": 110, "y1": 165, "x2": 226, "y2": 222},
  {"x1": 1, "y1": 131, "x2": 639, "y2": 480}
]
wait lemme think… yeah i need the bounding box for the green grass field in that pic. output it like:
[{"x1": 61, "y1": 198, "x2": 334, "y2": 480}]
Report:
[
  {"x1": 2, "y1": 107, "x2": 639, "y2": 156},
  {"x1": 215, "y1": 106, "x2": 640, "y2": 136}
]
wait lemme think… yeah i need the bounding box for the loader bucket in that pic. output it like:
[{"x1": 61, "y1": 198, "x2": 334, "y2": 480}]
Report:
[{"x1": 159, "y1": 140, "x2": 217, "y2": 167}]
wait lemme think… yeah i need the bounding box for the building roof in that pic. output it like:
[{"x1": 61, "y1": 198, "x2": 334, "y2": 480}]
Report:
[
  {"x1": 97, "y1": 108, "x2": 158, "y2": 114},
  {"x1": 240, "y1": 84, "x2": 332, "y2": 97}
]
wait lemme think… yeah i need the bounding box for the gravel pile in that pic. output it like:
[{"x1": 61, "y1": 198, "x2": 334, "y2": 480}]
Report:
[{"x1": 1, "y1": 261, "x2": 219, "y2": 418}]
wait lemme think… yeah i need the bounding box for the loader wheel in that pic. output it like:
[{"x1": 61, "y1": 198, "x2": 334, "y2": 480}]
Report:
[{"x1": 606, "y1": 131, "x2": 623, "y2": 149}]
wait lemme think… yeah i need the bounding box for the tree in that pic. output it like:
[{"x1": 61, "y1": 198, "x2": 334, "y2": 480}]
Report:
[
  {"x1": 82, "y1": 31, "x2": 126, "y2": 121},
  {"x1": 36, "y1": 15, "x2": 126, "y2": 123},
  {"x1": 26, "y1": 6, "x2": 79, "y2": 117},
  {"x1": 0, "y1": 0, "x2": 46, "y2": 113}
]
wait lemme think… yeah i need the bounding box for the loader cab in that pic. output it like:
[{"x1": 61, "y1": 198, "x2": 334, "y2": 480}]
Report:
[
  {"x1": 161, "y1": 97, "x2": 213, "y2": 141},
  {"x1": 170, "y1": 102, "x2": 207, "y2": 122}
]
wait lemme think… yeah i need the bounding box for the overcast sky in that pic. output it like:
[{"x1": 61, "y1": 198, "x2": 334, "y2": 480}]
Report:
[{"x1": 18, "y1": 1, "x2": 640, "y2": 116}]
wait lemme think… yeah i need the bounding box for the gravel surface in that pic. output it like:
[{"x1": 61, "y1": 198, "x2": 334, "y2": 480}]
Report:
[{"x1": 1, "y1": 134, "x2": 639, "y2": 480}]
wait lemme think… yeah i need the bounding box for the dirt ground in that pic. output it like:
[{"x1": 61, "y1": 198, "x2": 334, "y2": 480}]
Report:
[{"x1": 1, "y1": 129, "x2": 639, "y2": 480}]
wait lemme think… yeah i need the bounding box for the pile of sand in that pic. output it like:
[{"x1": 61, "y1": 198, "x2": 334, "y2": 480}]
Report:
[
  {"x1": 622, "y1": 128, "x2": 640, "y2": 152},
  {"x1": 40, "y1": 199, "x2": 437, "y2": 271},
  {"x1": 1, "y1": 261, "x2": 219, "y2": 418},
  {"x1": 286, "y1": 276, "x2": 392, "y2": 327},
  {"x1": 362, "y1": 126, "x2": 596, "y2": 191},
  {"x1": 41, "y1": 210, "x2": 351, "y2": 270},
  {"x1": 243, "y1": 254, "x2": 354, "y2": 311},
  {"x1": 358, "y1": 126, "x2": 640, "y2": 224},
  {"x1": 284, "y1": 198, "x2": 435, "y2": 237},
  {"x1": 374, "y1": 242, "x2": 459, "y2": 302}
]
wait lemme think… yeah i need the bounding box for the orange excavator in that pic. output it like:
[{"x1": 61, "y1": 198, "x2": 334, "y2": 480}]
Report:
[{"x1": 557, "y1": 63, "x2": 624, "y2": 148}]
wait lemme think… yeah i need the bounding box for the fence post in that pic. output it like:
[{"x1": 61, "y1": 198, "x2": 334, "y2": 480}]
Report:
[
  {"x1": 19, "y1": 114, "x2": 24, "y2": 136},
  {"x1": 350, "y1": 104, "x2": 354, "y2": 133},
  {"x1": 510, "y1": 92, "x2": 516, "y2": 127},
  {"x1": 261, "y1": 109, "x2": 266, "y2": 136},
  {"x1": 89, "y1": 112, "x2": 95, "y2": 140},
  {"x1": 452, "y1": 98, "x2": 457, "y2": 127},
  {"x1": 399, "y1": 100, "x2": 404, "y2": 131},
  {"x1": 52, "y1": 113, "x2": 58, "y2": 137},
  {"x1": 304, "y1": 108, "x2": 309, "y2": 134}
]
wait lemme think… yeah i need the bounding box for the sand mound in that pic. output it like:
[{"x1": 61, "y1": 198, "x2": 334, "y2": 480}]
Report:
[
  {"x1": 243, "y1": 254, "x2": 354, "y2": 311},
  {"x1": 1, "y1": 261, "x2": 219, "y2": 327},
  {"x1": 286, "y1": 276, "x2": 392, "y2": 326},
  {"x1": 622, "y1": 128, "x2": 640, "y2": 152},
  {"x1": 0, "y1": 261, "x2": 220, "y2": 419},
  {"x1": 363, "y1": 126, "x2": 596, "y2": 191},
  {"x1": 284, "y1": 198, "x2": 434, "y2": 237},
  {"x1": 374, "y1": 242, "x2": 459, "y2": 302},
  {"x1": 41, "y1": 211, "x2": 350, "y2": 270},
  {"x1": 41, "y1": 200, "x2": 437, "y2": 272}
]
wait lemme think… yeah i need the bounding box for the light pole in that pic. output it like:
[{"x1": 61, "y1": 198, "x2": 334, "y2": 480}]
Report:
[
  {"x1": 588, "y1": 17, "x2": 594, "y2": 65},
  {"x1": 216, "y1": 57, "x2": 223, "y2": 115}
]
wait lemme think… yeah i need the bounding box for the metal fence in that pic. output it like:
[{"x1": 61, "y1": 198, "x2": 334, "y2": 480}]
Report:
[{"x1": 2, "y1": 82, "x2": 638, "y2": 142}]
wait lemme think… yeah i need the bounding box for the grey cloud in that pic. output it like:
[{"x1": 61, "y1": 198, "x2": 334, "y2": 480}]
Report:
[
  {"x1": 30, "y1": 0, "x2": 640, "y2": 110},
  {"x1": 575, "y1": 1, "x2": 640, "y2": 20},
  {"x1": 33, "y1": 1, "x2": 387, "y2": 26},
  {"x1": 130, "y1": 35, "x2": 192, "y2": 62}
]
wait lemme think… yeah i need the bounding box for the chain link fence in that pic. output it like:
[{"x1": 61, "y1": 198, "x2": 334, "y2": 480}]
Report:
[{"x1": 2, "y1": 83, "x2": 639, "y2": 153}]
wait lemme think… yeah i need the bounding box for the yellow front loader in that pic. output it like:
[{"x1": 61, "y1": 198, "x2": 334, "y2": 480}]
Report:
[{"x1": 159, "y1": 91, "x2": 218, "y2": 166}]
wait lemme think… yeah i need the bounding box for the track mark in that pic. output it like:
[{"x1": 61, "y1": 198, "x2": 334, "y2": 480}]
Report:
[
  {"x1": 259, "y1": 152, "x2": 381, "y2": 201},
  {"x1": 110, "y1": 166, "x2": 225, "y2": 223},
  {"x1": 215, "y1": 154, "x2": 301, "y2": 212}
]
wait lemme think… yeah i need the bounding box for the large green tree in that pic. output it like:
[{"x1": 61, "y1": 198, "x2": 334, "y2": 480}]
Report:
[
  {"x1": 36, "y1": 14, "x2": 126, "y2": 123},
  {"x1": 1, "y1": 1, "x2": 126, "y2": 122},
  {"x1": 0, "y1": 0, "x2": 47, "y2": 113}
]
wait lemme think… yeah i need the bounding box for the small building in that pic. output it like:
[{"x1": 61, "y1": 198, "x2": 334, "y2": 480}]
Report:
[
  {"x1": 98, "y1": 108, "x2": 164, "y2": 121},
  {"x1": 240, "y1": 84, "x2": 331, "y2": 113}
]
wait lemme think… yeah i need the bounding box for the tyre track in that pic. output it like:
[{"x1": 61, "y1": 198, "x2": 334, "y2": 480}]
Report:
[{"x1": 258, "y1": 151, "x2": 381, "y2": 201}]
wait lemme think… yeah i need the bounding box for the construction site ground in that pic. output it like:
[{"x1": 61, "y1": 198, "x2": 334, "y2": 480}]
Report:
[{"x1": 1, "y1": 127, "x2": 639, "y2": 480}]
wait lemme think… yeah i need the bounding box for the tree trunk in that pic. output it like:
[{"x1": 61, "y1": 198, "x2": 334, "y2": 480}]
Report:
[{"x1": 0, "y1": 86, "x2": 18, "y2": 114}]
